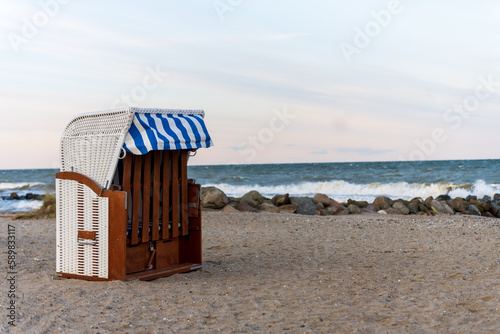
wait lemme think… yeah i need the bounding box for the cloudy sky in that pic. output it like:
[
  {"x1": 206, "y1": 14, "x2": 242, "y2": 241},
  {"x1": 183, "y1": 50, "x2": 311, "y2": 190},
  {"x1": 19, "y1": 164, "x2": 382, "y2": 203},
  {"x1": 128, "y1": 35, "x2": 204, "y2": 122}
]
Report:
[{"x1": 1, "y1": 0, "x2": 500, "y2": 169}]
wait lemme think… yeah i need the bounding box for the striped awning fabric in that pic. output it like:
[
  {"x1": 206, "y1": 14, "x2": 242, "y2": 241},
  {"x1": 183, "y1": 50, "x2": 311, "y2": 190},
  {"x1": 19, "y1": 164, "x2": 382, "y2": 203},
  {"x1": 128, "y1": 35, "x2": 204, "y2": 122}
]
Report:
[{"x1": 123, "y1": 112, "x2": 213, "y2": 155}]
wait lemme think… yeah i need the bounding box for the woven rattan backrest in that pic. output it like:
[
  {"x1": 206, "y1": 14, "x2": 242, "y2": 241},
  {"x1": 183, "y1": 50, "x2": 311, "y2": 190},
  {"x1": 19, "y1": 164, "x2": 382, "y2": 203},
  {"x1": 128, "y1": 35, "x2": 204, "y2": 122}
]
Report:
[{"x1": 60, "y1": 108, "x2": 134, "y2": 189}]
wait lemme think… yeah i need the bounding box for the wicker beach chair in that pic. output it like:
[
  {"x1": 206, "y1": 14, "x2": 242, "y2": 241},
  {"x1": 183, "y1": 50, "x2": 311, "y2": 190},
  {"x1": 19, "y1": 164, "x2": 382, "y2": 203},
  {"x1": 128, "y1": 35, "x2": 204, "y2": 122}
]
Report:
[{"x1": 56, "y1": 108, "x2": 213, "y2": 281}]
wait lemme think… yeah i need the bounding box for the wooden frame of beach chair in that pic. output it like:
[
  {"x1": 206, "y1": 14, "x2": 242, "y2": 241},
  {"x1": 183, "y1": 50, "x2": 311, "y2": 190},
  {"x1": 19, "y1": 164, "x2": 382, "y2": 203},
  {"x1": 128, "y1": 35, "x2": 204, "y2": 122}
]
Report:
[{"x1": 55, "y1": 108, "x2": 212, "y2": 281}]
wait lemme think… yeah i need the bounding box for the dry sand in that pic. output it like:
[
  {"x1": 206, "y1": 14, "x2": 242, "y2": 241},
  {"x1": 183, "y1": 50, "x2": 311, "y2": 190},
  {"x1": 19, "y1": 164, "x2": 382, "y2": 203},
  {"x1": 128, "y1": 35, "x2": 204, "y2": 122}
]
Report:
[{"x1": 1, "y1": 211, "x2": 500, "y2": 333}]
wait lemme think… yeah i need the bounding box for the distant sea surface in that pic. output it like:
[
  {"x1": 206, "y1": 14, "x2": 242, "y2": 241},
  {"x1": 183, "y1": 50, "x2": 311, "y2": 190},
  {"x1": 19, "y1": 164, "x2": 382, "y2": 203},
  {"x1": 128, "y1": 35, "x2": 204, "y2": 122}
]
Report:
[{"x1": 2, "y1": 160, "x2": 500, "y2": 212}]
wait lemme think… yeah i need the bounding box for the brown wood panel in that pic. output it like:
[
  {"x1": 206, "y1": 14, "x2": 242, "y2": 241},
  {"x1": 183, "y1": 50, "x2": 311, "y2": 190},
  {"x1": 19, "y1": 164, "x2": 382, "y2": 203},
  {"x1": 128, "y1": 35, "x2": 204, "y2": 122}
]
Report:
[
  {"x1": 162, "y1": 151, "x2": 171, "y2": 240},
  {"x1": 131, "y1": 155, "x2": 142, "y2": 245},
  {"x1": 77, "y1": 230, "x2": 96, "y2": 240},
  {"x1": 180, "y1": 217, "x2": 202, "y2": 265},
  {"x1": 171, "y1": 151, "x2": 179, "y2": 238},
  {"x1": 56, "y1": 172, "x2": 102, "y2": 195},
  {"x1": 141, "y1": 152, "x2": 152, "y2": 243},
  {"x1": 188, "y1": 183, "x2": 200, "y2": 218},
  {"x1": 57, "y1": 273, "x2": 110, "y2": 281},
  {"x1": 152, "y1": 151, "x2": 161, "y2": 241},
  {"x1": 122, "y1": 154, "x2": 132, "y2": 193},
  {"x1": 156, "y1": 239, "x2": 180, "y2": 269},
  {"x1": 102, "y1": 189, "x2": 127, "y2": 281},
  {"x1": 126, "y1": 262, "x2": 201, "y2": 281},
  {"x1": 180, "y1": 151, "x2": 189, "y2": 236},
  {"x1": 125, "y1": 243, "x2": 149, "y2": 274}
]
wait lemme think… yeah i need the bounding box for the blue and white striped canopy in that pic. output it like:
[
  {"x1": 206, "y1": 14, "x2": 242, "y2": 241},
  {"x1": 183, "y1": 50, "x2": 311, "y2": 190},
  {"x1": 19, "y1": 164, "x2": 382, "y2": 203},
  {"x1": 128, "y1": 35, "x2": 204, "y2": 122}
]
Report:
[{"x1": 123, "y1": 112, "x2": 213, "y2": 155}]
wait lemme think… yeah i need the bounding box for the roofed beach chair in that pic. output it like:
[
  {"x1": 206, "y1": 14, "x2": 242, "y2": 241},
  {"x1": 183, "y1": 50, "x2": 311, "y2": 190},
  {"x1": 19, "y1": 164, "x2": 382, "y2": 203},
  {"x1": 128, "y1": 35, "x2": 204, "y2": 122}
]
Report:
[{"x1": 56, "y1": 108, "x2": 213, "y2": 281}]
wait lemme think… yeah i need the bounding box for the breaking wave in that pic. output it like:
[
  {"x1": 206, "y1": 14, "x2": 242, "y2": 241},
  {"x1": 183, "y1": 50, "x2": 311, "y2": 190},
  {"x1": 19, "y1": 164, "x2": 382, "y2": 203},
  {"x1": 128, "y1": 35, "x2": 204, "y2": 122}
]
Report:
[{"x1": 207, "y1": 179, "x2": 500, "y2": 202}]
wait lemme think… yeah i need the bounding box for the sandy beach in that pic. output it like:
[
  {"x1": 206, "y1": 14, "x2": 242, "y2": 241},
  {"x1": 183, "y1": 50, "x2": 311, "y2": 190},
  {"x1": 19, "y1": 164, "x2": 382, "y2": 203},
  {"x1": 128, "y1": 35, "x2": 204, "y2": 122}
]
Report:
[{"x1": 2, "y1": 211, "x2": 500, "y2": 333}]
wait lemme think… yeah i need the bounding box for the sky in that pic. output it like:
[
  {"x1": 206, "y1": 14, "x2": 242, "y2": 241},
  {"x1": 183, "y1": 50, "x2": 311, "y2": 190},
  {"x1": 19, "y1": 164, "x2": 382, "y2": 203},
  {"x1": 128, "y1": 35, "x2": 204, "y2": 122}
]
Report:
[{"x1": 1, "y1": 0, "x2": 500, "y2": 169}]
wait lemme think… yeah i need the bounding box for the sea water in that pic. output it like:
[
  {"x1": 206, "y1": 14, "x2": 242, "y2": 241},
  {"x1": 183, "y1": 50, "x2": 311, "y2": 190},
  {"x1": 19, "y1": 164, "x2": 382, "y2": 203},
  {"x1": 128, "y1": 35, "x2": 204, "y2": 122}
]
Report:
[
  {"x1": 189, "y1": 159, "x2": 500, "y2": 202},
  {"x1": 0, "y1": 169, "x2": 58, "y2": 212},
  {"x1": 2, "y1": 160, "x2": 500, "y2": 212}
]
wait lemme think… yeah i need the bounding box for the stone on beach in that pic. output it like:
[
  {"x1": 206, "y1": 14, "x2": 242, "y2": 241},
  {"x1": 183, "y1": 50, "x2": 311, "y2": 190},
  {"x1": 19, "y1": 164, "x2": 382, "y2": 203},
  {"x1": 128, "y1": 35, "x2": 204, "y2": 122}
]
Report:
[
  {"x1": 408, "y1": 202, "x2": 419, "y2": 214},
  {"x1": 243, "y1": 190, "x2": 267, "y2": 204},
  {"x1": 466, "y1": 204, "x2": 481, "y2": 216},
  {"x1": 362, "y1": 205, "x2": 379, "y2": 214},
  {"x1": 312, "y1": 193, "x2": 339, "y2": 209},
  {"x1": 348, "y1": 204, "x2": 361, "y2": 215},
  {"x1": 448, "y1": 198, "x2": 466, "y2": 212},
  {"x1": 237, "y1": 200, "x2": 260, "y2": 213},
  {"x1": 489, "y1": 202, "x2": 500, "y2": 217},
  {"x1": 201, "y1": 187, "x2": 229, "y2": 209},
  {"x1": 372, "y1": 196, "x2": 394, "y2": 210},
  {"x1": 289, "y1": 197, "x2": 318, "y2": 215},
  {"x1": 240, "y1": 195, "x2": 260, "y2": 209},
  {"x1": 272, "y1": 194, "x2": 290, "y2": 207},
  {"x1": 392, "y1": 202, "x2": 410, "y2": 215},
  {"x1": 279, "y1": 204, "x2": 297, "y2": 213},
  {"x1": 258, "y1": 202, "x2": 280, "y2": 213}
]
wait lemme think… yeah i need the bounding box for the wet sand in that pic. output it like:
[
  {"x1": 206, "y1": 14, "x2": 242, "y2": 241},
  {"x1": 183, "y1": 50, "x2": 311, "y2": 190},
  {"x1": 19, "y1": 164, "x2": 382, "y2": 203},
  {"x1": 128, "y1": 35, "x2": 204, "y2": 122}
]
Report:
[{"x1": 1, "y1": 211, "x2": 500, "y2": 333}]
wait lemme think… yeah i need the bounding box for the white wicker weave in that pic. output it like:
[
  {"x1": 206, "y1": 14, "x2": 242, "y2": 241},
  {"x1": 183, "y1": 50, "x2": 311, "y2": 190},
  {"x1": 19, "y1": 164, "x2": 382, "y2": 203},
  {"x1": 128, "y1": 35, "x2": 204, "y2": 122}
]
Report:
[{"x1": 56, "y1": 178, "x2": 109, "y2": 278}]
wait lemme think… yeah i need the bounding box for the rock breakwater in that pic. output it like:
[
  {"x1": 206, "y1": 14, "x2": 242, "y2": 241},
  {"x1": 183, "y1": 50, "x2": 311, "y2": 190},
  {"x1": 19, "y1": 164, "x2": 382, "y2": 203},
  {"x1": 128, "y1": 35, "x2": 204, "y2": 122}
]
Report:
[{"x1": 201, "y1": 187, "x2": 500, "y2": 218}]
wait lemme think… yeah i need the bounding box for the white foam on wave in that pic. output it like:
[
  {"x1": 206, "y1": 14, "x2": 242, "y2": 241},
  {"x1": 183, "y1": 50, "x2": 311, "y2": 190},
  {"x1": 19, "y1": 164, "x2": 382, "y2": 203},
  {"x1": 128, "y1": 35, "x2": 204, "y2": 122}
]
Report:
[
  {"x1": 207, "y1": 179, "x2": 500, "y2": 202},
  {"x1": 0, "y1": 199, "x2": 43, "y2": 212},
  {"x1": 0, "y1": 182, "x2": 45, "y2": 190},
  {"x1": 448, "y1": 180, "x2": 500, "y2": 199}
]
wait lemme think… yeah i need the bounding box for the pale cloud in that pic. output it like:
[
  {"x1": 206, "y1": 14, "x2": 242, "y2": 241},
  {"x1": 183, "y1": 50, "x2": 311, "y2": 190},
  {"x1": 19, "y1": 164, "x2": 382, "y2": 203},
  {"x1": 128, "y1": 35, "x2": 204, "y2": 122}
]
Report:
[{"x1": 262, "y1": 33, "x2": 312, "y2": 40}]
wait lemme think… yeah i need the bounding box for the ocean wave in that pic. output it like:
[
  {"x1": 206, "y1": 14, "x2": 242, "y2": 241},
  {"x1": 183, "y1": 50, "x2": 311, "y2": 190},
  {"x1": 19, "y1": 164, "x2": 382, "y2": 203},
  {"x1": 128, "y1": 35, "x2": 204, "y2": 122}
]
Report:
[
  {"x1": 0, "y1": 182, "x2": 45, "y2": 190},
  {"x1": 448, "y1": 180, "x2": 499, "y2": 199},
  {"x1": 206, "y1": 179, "x2": 500, "y2": 202},
  {"x1": 0, "y1": 199, "x2": 43, "y2": 212}
]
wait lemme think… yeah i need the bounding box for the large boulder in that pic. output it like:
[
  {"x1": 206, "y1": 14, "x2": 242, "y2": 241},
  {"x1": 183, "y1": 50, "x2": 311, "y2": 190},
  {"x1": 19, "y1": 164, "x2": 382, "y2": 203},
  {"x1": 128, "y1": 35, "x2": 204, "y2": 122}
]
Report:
[
  {"x1": 424, "y1": 196, "x2": 434, "y2": 208},
  {"x1": 480, "y1": 200, "x2": 492, "y2": 212},
  {"x1": 429, "y1": 200, "x2": 450, "y2": 215},
  {"x1": 347, "y1": 199, "x2": 369, "y2": 209},
  {"x1": 489, "y1": 202, "x2": 500, "y2": 217},
  {"x1": 325, "y1": 206, "x2": 336, "y2": 215},
  {"x1": 315, "y1": 202, "x2": 325, "y2": 211},
  {"x1": 441, "y1": 202, "x2": 455, "y2": 215},
  {"x1": 466, "y1": 204, "x2": 481, "y2": 216},
  {"x1": 436, "y1": 195, "x2": 451, "y2": 201},
  {"x1": 392, "y1": 202, "x2": 410, "y2": 215},
  {"x1": 272, "y1": 194, "x2": 290, "y2": 207},
  {"x1": 201, "y1": 187, "x2": 228, "y2": 209},
  {"x1": 313, "y1": 194, "x2": 336, "y2": 208},
  {"x1": 362, "y1": 205, "x2": 379, "y2": 214},
  {"x1": 408, "y1": 202, "x2": 419, "y2": 214},
  {"x1": 290, "y1": 197, "x2": 318, "y2": 215},
  {"x1": 279, "y1": 204, "x2": 297, "y2": 213},
  {"x1": 258, "y1": 202, "x2": 280, "y2": 213},
  {"x1": 243, "y1": 190, "x2": 267, "y2": 204},
  {"x1": 448, "y1": 198, "x2": 466, "y2": 212},
  {"x1": 237, "y1": 200, "x2": 260, "y2": 213},
  {"x1": 372, "y1": 196, "x2": 394, "y2": 210},
  {"x1": 240, "y1": 195, "x2": 260, "y2": 209},
  {"x1": 348, "y1": 204, "x2": 361, "y2": 215}
]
